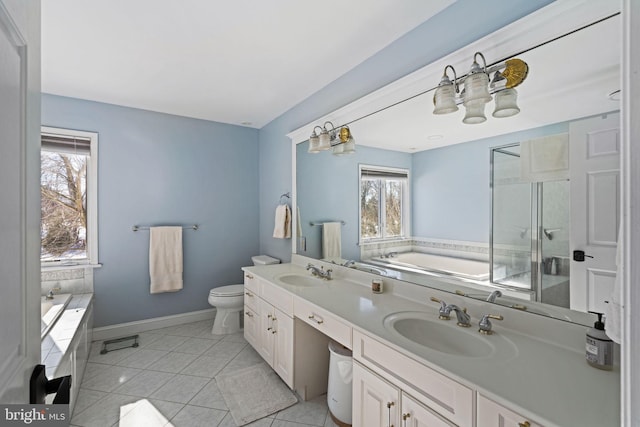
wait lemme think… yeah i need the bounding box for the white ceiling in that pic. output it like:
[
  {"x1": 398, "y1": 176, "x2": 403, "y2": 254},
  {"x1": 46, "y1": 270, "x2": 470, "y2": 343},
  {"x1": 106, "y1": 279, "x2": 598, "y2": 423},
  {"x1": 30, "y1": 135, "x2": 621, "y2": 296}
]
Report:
[{"x1": 41, "y1": 0, "x2": 454, "y2": 128}]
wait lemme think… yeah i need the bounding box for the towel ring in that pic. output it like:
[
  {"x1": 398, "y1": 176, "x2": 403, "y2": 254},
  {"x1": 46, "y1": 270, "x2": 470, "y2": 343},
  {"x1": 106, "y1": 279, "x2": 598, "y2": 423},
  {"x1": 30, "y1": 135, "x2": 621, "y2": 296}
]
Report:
[{"x1": 279, "y1": 192, "x2": 291, "y2": 204}]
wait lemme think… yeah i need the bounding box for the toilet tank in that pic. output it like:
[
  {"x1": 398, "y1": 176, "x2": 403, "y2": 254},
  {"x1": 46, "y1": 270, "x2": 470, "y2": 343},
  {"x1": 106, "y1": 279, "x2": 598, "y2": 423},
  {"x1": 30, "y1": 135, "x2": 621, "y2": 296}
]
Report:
[{"x1": 252, "y1": 255, "x2": 280, "y2": 266}]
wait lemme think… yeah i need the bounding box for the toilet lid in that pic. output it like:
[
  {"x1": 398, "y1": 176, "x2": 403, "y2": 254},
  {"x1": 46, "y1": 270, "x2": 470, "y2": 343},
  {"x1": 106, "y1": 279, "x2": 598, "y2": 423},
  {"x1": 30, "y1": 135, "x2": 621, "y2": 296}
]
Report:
[{"x1": 209, "y1": 284, "x2": 244, "y2": 297}]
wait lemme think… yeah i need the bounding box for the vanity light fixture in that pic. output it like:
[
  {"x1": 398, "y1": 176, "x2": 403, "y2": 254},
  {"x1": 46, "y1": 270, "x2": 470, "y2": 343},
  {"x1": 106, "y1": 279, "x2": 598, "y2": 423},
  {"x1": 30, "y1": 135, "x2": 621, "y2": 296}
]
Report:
[
  {"x1": 433, "y1": 52, "x2": 529, "y2": 124},
  {"x1": 307, "y1": 121, "x2": 356, "y2": 155}
]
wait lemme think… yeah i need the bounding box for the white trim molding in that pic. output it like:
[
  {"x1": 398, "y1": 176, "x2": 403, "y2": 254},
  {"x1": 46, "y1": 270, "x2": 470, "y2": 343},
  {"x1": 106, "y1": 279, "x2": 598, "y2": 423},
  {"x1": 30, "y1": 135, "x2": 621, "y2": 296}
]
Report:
[{"x1": 92, "y1": 308, "x2": 216, "y2": 342}]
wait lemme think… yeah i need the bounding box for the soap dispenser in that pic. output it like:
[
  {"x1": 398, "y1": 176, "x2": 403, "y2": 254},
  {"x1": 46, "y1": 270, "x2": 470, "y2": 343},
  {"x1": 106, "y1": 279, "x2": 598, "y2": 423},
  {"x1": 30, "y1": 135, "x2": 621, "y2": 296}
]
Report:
[{"x1": 586, "y1": 311, "x2": 613, "y2": 370}]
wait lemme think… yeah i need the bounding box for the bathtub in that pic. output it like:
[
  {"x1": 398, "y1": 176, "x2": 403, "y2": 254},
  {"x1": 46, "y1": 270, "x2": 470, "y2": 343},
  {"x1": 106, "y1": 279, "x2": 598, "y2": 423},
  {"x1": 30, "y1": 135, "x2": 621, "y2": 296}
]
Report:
[{"x1": 369, "y1": 252, "x2": 494, "y2": 281}]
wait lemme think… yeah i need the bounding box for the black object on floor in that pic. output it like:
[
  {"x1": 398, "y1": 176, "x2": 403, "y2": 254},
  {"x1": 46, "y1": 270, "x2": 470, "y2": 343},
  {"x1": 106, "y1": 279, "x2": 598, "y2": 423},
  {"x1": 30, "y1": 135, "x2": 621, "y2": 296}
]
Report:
[{"x1": 100, "y1": 334, "x2": 139, "y2": 354}]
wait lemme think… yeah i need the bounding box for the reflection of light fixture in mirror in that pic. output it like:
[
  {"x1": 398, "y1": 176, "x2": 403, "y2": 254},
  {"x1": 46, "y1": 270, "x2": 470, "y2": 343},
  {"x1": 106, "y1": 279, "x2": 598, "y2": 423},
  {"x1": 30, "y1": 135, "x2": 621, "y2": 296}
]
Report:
[
  {"x1": 433, "y1": 52, "x2": 528, "y2": 124},
  {"x1": 333, "y1": 126, "x2": 356, "y2": 155}
]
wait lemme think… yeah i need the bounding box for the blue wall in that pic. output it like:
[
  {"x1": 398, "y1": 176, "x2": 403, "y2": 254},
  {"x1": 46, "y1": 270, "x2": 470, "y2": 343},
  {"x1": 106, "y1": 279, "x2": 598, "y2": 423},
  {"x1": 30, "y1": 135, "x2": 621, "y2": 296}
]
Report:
[
  {"x1": 257, "y1": 0, "x2": 555, "y2": 261},
  {"x1": 296, "y1": 143, "x2": 412, "y2": 260},
  {"x1": 411, "y1": 123, "x2": 569, "y2": 242},
  {"x1": 42, "y1": 94, "x2": 260, "y2": 327}
]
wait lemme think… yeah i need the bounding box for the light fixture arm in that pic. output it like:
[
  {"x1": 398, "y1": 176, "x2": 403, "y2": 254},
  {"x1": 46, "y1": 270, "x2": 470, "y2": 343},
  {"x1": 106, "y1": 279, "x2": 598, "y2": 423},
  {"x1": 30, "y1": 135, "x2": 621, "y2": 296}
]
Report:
[
  {"x1": 323, "y1": 121, "x2": 336, "y2": 131},
  {"x1": 473, "y1": 52, "x2": 488, "y2": 73},
  {"x1": 443, "y1": 65, "x2": 459, "y2": 93}
]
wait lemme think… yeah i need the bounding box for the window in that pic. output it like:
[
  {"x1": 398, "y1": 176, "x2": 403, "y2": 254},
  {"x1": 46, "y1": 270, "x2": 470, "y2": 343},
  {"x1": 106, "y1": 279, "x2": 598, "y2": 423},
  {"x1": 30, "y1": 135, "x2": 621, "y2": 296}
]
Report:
[
  {"x1": 359, "y1": 165, "x2": 409, "y2": 241},
  {"x1": 40, "y1": 127, "x2": 98, "y2": 266}
]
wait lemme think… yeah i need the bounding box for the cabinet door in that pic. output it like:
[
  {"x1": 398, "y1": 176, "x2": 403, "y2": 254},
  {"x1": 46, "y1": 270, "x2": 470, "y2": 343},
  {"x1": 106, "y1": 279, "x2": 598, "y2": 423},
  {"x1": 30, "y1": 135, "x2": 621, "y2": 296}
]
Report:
[
  {"x1": 353, "y1": 362, "x2": 400, "y2": 427},
  {"x1": 401, "y1": 392, "x2": 455, "y2": 427},
  {"x1": 272, "y1": 308, "x2": 293, "y2": 387},
  {"x1": 243, "y1": 305, "x2": 260, "y2": 349},
  {"x1": 477, "y1": 394, "x2": 544, "y2": 427},
  {"x1": 257, "y1": 298, "x2": 275, "y2": 364}
]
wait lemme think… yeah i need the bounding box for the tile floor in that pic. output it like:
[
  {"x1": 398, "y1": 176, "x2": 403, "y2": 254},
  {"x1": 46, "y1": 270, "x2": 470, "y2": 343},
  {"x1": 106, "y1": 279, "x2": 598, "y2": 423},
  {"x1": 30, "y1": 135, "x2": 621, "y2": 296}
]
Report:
[{"x1": 71, "y1": 320, "x2": 341, "y2": 427}]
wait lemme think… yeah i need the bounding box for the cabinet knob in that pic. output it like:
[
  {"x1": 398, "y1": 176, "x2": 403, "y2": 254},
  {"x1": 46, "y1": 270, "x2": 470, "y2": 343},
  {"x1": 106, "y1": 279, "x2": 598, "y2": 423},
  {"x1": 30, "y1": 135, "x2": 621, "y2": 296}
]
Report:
[
  {"x1": 519, "y1": 422, "x2": 531, "y2": 427},
  {"x1": 245, "y1": 291, "x2": 253, "y2": 297},
  {"x1": 245, "y1": 311, "x2": 253, "y2": 317},
  {"x1": 245, "y1": 274, "x2": 254, "y2": 279},
  {"x1": 402, "y1": 413, "x2": 410, "y2": 420},
  {"x1": 386, "y1": 401, "x2": 395, "y2": 408}
]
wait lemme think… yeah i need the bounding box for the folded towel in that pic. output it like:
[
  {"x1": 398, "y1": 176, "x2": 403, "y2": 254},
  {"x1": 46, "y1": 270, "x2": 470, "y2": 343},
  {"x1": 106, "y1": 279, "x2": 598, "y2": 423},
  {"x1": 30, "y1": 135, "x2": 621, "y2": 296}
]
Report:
[
  {"x1": 149, "y1": 226, "x2": 183, "y2": 294},
  {"x1": 322, "y1": 222, "x2": 342, "y2": 259},
  {"x1": 273, "y1": 204, "x2": 291, "y2": 239},
  {"x1": 604, "y1": 228, "x2": 623, "y2": 343},
  {"x1": 520, "y1": 133, "x2": 569, "y2": 182}
]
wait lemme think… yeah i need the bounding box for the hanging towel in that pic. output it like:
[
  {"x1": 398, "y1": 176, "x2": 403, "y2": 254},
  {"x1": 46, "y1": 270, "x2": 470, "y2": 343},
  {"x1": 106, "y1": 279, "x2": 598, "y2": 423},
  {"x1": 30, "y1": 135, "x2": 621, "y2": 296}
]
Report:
[
  {"x1": 604, "y1": 228, "x2": 623, "y2": 343},
  {"x1": 520, "y1": 133, "x2": 569, "y2": 182},
  {"x1": 273, "y1": 204, "x2": 291, "y2": 239},
  {"x1": 149, "y1": 226, "x2": 183, "y2": 294},
  {"x1": 322, "y1": 222, "x2": 342, "y2": 259},
  {"x1": 296, "y1": 206, "x2": 302, "y2": 237}
]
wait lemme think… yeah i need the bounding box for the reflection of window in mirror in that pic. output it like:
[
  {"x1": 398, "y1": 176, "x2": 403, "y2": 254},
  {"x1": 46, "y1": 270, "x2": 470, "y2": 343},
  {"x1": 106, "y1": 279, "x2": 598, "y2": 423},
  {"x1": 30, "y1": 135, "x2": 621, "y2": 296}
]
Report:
[{"x1": 359, "y1": 165, "x2": 409, "y2": 241}]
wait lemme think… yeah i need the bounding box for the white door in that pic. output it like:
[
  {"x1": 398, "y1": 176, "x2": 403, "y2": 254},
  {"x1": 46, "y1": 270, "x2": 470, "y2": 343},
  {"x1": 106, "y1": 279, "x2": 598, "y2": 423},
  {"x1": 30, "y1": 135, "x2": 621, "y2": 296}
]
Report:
[
  {"x1": 272, "y1": 309, "x2": 293, "y2": 387},
  {"x1": 0, "y1": 1, "x2": 41, "y2": 403},
  {"x1": 570, "y1": 112, "x2": 620, "y2": 313},
  {"x1": 352, "y1": 362, "x2": 400, "y2": 427}
]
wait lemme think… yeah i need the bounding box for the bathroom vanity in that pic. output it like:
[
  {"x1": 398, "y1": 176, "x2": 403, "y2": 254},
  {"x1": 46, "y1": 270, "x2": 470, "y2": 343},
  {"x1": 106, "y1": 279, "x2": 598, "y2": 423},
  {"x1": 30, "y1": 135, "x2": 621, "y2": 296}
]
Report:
[{"x1": 242, "y1": 256, "x2": 619, "y2": 427}]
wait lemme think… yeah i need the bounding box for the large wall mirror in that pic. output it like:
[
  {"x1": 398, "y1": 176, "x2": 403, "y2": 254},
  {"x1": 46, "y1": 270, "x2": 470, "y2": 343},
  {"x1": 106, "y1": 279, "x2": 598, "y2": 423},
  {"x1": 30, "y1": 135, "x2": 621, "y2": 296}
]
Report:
[{"x1": 291, "y1": 2, "x2": 621, "y2": 326}]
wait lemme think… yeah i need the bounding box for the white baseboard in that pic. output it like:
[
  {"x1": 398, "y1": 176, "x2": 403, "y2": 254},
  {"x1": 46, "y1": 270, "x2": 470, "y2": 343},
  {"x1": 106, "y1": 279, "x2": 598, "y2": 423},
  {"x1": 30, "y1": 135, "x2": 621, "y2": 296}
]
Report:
[{"x1": 92, "y1": 308, "x2": 216, "y2": 342}]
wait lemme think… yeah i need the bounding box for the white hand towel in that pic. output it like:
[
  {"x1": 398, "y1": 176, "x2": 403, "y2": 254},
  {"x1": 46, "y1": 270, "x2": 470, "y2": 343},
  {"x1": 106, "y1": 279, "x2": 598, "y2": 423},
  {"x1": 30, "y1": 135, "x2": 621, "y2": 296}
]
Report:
[
  {"x1": 520, "y1": 133, "x2": 569, "y2": 182},
  {"x1": 149, "y1": 226, "x2": 183, "y2": 294},
  {"x1": 273, "y1": 204, "x2": 291, "y2": 239},
  {"x1": 604, "y1": 228, "x2": 623, "y2": 343},
  {"x1": 322, "y1": 222, "x2": 342, "y2": 259}
]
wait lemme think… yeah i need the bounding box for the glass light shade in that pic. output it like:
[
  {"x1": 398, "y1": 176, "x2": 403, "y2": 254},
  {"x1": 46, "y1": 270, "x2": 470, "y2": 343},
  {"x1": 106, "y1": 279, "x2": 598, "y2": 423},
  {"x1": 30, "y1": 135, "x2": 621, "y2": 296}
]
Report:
[
  {"x1": 463, "y1": 72, "x2": 492, "y2": 105},
  {"x1": 308, "y1": 133, "x2": 320, "y2": 153},
  {"x1": 493, "y1": 88, "x2": 520, "y2": 118},
  {"x1": 462, "y1": 99, "x2": 487, "y2": 124},
  {"x1": 317, "y1": 129, "x2": 331, "y2": 150},
  {"x1": 433, "y1": 83, "x2": 459, "y2": 114},
  {"x1": 342, "y1": 139, "x2": 355, "y2": 154},
  {"x1": 332, "y1": 142, "x2": 344, "y2": 155}
]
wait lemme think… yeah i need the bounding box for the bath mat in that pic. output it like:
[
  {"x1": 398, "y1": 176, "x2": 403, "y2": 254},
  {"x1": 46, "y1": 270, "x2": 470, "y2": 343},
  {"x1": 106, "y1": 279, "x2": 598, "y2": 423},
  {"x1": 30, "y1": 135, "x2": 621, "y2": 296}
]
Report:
[{"x1": 215, "y1": 362, "x2": 297, "y2": 426}]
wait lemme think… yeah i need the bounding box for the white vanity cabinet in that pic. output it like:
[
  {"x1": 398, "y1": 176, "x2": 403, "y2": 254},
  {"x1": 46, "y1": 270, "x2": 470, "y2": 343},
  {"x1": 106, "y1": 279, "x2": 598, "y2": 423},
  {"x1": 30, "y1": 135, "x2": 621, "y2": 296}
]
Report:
[
  {"x1": 353, "y1": 361, "x2": 400, "y2": 427},
  {"x1": 353, "y1": 330, "x2": 473, "y2": 427},
  {"x1": 477, "y1": 394, "x2": 544, "y2": 427},
  {"x1": 243, "y1": 273, "x2": 294, "y2": 387}
]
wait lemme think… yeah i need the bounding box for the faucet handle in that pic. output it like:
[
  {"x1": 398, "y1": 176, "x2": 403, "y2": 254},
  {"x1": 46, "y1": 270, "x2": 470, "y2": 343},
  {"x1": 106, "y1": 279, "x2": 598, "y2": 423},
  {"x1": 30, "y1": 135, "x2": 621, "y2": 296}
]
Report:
[
  {"x1": 430, "y1": 297, "x2": 450, "y2": 320},
  {"x1": 479, "y1": 314, "x2": 504, "y2": 335}
]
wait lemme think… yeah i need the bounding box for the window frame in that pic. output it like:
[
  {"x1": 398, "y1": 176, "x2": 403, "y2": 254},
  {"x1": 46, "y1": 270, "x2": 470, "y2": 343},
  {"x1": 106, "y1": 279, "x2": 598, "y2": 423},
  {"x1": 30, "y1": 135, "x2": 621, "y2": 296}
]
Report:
[
  {"x1": 358, "y1": 164, "x2": 410, "y2": 244},
  {"x1": 40, "y1": 126, "x2": 99, "y2": 268}
]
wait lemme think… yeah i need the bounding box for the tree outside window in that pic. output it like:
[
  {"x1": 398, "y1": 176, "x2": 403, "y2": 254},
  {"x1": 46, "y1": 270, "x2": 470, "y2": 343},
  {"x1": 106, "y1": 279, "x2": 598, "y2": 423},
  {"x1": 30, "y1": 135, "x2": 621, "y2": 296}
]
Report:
[{"x1": 360, "y1": 166, "x2": 408, "y2": 241}]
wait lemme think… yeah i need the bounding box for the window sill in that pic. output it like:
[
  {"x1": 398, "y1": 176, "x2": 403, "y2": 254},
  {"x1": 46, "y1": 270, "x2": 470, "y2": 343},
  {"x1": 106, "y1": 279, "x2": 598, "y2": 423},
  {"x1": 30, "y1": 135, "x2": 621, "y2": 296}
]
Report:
[{"x1": 41, "y1": 263, "x2": 102, "y2": 272}]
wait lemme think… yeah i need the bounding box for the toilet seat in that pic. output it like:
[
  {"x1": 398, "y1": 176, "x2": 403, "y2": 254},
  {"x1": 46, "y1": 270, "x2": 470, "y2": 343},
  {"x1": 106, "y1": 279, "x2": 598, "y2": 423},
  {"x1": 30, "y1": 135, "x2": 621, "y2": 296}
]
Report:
[{"x1": 209, "y1": 284, "x2": 244, "y2": 297}]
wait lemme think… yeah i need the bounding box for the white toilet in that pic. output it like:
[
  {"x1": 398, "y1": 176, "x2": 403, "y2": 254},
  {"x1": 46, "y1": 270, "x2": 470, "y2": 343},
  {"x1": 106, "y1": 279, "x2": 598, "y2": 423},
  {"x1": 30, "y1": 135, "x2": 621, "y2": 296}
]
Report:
[{"x1": 208, "y1": 255, "x2": 280, "y2": 335}]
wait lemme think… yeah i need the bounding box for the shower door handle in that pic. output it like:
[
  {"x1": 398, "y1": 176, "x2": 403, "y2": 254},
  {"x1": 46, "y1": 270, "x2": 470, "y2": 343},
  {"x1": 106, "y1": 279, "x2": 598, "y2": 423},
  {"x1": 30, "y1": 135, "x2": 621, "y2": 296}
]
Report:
[{"x1": 573, "y1": 250, "x2": 594, "y2": 262}]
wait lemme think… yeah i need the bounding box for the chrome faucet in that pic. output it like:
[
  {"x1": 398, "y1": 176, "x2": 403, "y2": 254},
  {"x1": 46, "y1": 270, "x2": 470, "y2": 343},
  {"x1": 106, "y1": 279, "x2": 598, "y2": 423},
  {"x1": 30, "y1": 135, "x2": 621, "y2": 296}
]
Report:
[
  {"x1": 478, "y1": 314, "x2": 504, "y2": 335},
  {"x1": 306, "y1": 263, "x2": 333, "y2": 280},
  {"x1": 430, "y1": 297, "x2": 452, "y2": 320},
  {"x1": 342, "y1": 260, "x2": 356, "y2": 267},
  {"x1": 45, "y1": 287, "x2": 61, "y2": 300},
  {"x1": 445, "y1": 304, "x2": 472, "y2": 327},
  {"x1": 486, "y1": 290, "x2": 503, "y2": 303}
]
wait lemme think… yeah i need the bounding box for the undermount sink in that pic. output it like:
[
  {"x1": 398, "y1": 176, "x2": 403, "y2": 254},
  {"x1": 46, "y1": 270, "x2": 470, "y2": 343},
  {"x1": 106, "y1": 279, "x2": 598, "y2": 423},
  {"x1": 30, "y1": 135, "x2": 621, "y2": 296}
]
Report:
[
  {"x1": 276, "y1": 273, "x2": 325, "y2": 287},
  {"x1": 383, "y1": 311, "x2": 517, "y2": 359}
]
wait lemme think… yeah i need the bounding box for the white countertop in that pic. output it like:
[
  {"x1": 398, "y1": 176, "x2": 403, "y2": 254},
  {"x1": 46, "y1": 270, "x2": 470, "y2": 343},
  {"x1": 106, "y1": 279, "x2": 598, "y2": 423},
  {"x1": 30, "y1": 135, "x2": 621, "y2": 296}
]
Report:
[{"x1": 243, "y1": 260, "x2": 619, "y2": 427}]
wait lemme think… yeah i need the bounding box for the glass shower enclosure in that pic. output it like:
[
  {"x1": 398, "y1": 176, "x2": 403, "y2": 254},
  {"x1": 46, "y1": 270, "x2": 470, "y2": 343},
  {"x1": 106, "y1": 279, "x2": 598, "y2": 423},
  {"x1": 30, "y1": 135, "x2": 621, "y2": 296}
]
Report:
[{"x1": 490, "y1": 144, "x2": 570, "y2": 308}]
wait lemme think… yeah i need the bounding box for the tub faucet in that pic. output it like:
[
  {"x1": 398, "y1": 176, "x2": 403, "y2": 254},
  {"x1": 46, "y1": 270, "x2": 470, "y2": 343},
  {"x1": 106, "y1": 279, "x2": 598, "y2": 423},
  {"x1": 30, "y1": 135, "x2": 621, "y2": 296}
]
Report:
[
  {"x1": 45, "y1": 287, "x2": 61, "y2": 300},
  {"x1": 486, "y1": 290, "x2": 503, "y2": 303},
  {"x1": 342, "y1": 260, "x2": 356, "y2": 267},
  {"x1": 445, "y1": 304, "x2": 471, "y2": 327},
  {"x1": 306, "y1": 263, "x2": 333, "y2": 280}
]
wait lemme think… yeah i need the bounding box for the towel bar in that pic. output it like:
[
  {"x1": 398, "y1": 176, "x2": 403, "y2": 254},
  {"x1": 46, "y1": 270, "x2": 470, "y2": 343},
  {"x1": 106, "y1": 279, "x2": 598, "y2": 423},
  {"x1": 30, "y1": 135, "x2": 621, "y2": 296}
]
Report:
[{"x1": 132, "y1": 224, "x2": 198, "y2": 231}]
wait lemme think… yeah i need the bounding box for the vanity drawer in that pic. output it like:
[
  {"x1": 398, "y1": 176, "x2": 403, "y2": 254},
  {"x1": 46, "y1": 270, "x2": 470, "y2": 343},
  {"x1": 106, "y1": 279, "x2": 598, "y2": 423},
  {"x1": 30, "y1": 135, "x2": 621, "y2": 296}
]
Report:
[
  {"x1": 259, "y1": 279, "x2": 293, "y2": 315},
  {"x1": 353, "y1": 330, "x2": 473, "y2": 427},
  {"x1": 294, "y1": 298, "x2": 352, "y2": 348},
  {"x1": 243, "y1": 272, "x2": 259, "y2": 311}
]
